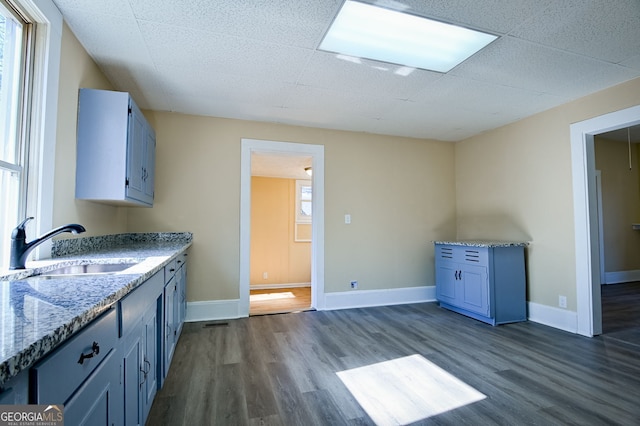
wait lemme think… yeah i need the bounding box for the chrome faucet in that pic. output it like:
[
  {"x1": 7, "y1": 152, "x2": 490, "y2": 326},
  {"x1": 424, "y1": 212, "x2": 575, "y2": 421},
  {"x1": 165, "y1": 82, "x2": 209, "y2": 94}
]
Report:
[{"x1": 9, "y1": 217, "x2": 86, "y2": 270}]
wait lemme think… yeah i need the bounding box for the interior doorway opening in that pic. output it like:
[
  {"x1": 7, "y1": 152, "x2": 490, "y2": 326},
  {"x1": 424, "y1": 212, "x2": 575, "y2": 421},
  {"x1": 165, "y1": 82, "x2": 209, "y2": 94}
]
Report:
[
  {"x1": 240, "y1": 139, "x2": 325, "y2": 318},
  {"x1": 571, "y1": 104, "x2": 640, "y2": 337},
  {"x1": 249, "y1": 154, "x2": 313, "y2": 315}
]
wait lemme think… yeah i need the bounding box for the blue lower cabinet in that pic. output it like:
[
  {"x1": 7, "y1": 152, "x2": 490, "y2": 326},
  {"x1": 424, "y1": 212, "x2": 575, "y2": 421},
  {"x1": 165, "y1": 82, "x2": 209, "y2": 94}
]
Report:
[
  {"x1": 435, "y1": 242, "x2": 527, "y2": 325},
  {"x1": 30, "y1": 308, "x2": 122, "y2": 425},
  {"x1": 119, "y1": 271, "x2": 163, "y2": 425},
  {"x1": 65, "y1": 349, "x2": 122, "y2": 426},
  {"x1": 28, "y1": 255, "x2": 188, "y2": 426}
]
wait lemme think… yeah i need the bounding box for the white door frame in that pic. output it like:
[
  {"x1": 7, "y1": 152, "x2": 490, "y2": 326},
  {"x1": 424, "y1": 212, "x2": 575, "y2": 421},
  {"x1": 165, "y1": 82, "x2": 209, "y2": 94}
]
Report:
[
  {"x1": 240, "y1": 139, "x2": 325, "y2": 316},
  {"x1": 594, "y1": 171, "x2": 606, "y2": 285},
  {"x1": 570, "y1": 104, "x2": 640, "y2": 336}
]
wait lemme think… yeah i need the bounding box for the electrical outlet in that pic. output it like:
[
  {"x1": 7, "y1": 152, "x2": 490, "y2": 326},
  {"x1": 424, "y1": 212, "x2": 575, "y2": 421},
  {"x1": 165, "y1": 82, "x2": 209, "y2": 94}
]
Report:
[
  {"x1": 263, "y1": 272, "x2": 268, "y2": 280},
  {"x1": 350, "y1": 280, "x2": 358, "y2": 289},
  {"x1": 559, "y1": 295, "x2": 567, "y2": 308}
]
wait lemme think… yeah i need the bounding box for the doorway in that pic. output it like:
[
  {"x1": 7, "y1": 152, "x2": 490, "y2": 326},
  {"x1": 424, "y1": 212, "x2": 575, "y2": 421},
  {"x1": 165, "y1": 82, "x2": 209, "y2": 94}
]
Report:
[
  {"x1": 249, "y1": 155, "x2": 313, "y2": 315},
  {"x1": 570, "y1": 104, "x2": 640, "y2": 336},
  {"x1": 240, "y1": 139, "x2": 325, "y2": 317}
]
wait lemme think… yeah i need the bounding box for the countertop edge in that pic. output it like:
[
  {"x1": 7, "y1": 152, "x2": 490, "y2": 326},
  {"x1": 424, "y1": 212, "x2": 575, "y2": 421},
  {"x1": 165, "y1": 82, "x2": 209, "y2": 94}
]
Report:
[{"x1": 434, "y1": 240, "x2": 530, "y2": 248}]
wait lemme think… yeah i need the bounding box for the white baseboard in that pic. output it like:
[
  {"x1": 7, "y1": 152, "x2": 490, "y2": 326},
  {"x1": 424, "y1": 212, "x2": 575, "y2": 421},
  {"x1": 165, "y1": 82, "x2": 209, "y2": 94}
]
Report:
[
  {"x1": 323, "y1": 286, "x2": 436, "y2": 311},
  {"x1": 185, "y1": 299, "x2": 243, "y2": 322},
  {"x1": 603, "y1": 269, "x2": 640, "y2": 284},
  {"x1": 250, "y1": 282, "x2": 311, "y2": 290},
  {"x1": 527, "y1": 301, "x2": 577, "y2": 333},
  {"x1": 185, "y1": 290, "x2": 578, "y2": 337}
]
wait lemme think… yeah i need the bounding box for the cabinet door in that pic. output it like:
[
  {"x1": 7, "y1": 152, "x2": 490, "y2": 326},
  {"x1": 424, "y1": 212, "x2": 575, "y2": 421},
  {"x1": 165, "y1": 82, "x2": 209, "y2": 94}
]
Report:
[
  {"x1": 64, "y1": 350, "x2": 122, "y2": 426},
  {"x1": 163, "y1": 279, "x2": 176, "y2": 378},
  {"x1": 126, "y1": 99, "x2": 147, "y2": 203},
  {"x1": 122, "y1": 325, "x2": 143, "y2": 426},
  {"x1": 435, "y1": 261, "x2": 457, "y2": 304},
  {"x1": 143, "y1": 129, "x2": 155, "y2": 201},
  {"x1": 178, "y1": 261, "x2": 187, "y2": 326},
  {"x1": 141, "y1": 303, "x2": 158, "y2": 423},
  {"x1": 460, "y1": 264, "x2": 489, "y2": 316}
]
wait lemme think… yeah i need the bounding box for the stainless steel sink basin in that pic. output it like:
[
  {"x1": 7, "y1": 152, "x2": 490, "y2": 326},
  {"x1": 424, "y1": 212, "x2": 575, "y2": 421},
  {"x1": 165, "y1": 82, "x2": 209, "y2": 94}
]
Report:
[{"x1": 39, "y1": 262, "x2": 138, "y2": 277}]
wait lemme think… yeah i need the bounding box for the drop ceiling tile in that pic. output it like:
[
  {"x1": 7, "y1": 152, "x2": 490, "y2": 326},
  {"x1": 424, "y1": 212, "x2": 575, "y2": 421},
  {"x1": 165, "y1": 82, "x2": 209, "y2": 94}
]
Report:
[
  {"x1": 298, "y1": 51, "x2": 443, "y2": 100},
  {"x1": 52, "y1": 0, "x2": 133, "y2": 18},
  {"x1": 511, "y1": 0, "x2": 640, "y2": 64},
  {"x1": 129, "y1": 0, "x2": 341, "y2": 48},
  {"x1": 451, "y1": 36, "x2": 640, "y2": 98},
  {"x1": 621, "y1": 54, "x2": 640, "y2": 71},
  {"x1": 410, "y1": 75, "x2": 566, "y2": 117},
  {"x1": 282, "y1": 84, "x2": 396, "y2": 119},
  {"x1": 139, "y1": 21, "x2": 312, "y2": 84},
  {"x1": 358, "y1": 0, "x2": 555, "y2": 33},
  {"x1": 157, "y1": 66, "x2": 296, "y2": 109},
  {"x1": 61, "y1": 11, "x2": 152, "y2": 66}
]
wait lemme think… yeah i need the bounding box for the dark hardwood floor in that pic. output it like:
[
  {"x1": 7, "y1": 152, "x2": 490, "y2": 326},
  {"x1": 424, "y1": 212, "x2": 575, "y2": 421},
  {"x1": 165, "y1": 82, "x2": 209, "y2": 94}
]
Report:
[{"x1": 148, "y1": 292, "x2": 640, "y2": 425}]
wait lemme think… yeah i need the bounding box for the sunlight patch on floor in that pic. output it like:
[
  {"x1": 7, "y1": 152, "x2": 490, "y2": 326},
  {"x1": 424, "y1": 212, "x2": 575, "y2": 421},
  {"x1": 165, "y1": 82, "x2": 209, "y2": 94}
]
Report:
[
  {"x1": 250, "y1": 291, "x2": 296, "y2": 302},
  {"x1": 337, "y1": 354, "x2": 486, "y2": 425}
]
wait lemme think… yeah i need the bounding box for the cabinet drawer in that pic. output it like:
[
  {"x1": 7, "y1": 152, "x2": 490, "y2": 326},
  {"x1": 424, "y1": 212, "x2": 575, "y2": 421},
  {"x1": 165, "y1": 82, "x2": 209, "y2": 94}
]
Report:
[
  {"x1": 436, "y1": 244, "x2": 488, "y2": 265},
  {"x1": 164, "y1": 259, "x2": 177, "y2": 283},
  {"x1": 31, "y1": 308, "x2": 118, "y2": 404}
]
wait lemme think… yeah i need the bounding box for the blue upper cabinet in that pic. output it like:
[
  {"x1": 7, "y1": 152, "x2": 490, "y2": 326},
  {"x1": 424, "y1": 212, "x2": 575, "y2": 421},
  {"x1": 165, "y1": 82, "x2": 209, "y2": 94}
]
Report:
[{"x1": 76, "y1": 89, "x2": 155, "y2": 207}]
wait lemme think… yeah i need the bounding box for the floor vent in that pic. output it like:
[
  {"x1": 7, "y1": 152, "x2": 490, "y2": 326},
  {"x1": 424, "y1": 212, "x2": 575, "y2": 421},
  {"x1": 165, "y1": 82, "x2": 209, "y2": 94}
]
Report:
[{"x1": 203, "y1": 322, "x2": 229, "y2": 328}]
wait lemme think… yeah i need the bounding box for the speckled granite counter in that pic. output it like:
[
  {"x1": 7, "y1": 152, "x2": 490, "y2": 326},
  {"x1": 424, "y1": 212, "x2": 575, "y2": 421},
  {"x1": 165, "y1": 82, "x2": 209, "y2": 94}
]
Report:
[
  {"x1": 434, "y1": 240, "x2": 529, "y2": 248},
  {"x1": 0, "y1": 232, "x2": 192, "y2": 385}
]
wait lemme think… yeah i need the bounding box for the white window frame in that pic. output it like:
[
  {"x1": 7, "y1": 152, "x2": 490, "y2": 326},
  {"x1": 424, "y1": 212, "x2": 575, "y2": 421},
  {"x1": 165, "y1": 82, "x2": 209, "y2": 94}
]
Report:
[{"x1": 1, "y1": 0, "x2": 62, "y2": 265}]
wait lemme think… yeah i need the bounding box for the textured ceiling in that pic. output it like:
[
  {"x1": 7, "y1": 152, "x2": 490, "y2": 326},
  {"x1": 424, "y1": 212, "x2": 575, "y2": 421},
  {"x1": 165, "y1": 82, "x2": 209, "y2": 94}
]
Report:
[{"x1": 52, "y1": 0, "x2": 640, "y2": 143}]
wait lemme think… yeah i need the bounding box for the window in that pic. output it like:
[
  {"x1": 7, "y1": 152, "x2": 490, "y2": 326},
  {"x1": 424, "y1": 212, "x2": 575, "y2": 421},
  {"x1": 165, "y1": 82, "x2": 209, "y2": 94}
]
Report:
[
  {"x1": 296, "y1": 180, "x2": 312, "y2": 223},
  {"x1": 295, "y1": 180, "x2": 312, "y2": 242},
  {"x1": 0, "y1": 0, "x2": 30, "y2": 269}
]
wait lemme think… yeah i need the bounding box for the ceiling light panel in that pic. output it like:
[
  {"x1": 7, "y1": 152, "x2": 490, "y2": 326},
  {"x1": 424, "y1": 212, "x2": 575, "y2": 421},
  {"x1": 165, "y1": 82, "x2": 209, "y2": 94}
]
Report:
[{"x1": 319, "y1": 0, "x2": 497, "y2": 73}]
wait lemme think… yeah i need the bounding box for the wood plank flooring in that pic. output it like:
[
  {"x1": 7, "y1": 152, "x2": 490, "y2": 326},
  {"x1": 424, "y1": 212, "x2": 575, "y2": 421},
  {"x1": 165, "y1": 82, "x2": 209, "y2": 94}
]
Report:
[
  {"x1": 250, "y1": 287, "x2": 311, "y2": 316},
  {"x1": 148, "y1": 296, "x2": 640, "y2": 425}
]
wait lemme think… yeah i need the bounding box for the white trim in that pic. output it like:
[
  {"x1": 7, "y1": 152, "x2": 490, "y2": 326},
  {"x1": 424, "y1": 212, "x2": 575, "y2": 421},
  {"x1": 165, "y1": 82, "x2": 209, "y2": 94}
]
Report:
[
  {"x1": 527, "y1": 302, "x2": 578, "y2": 334},
  {"x1": 603, "y1": 270, "x2": 640, "y2": 284},
  {"x1": 595, "y1": 170, "x2": 606, "y2": 285},
  {"x1": 570, "y1": 104, "x2": 640, "y2": 337},
  {"x1": 185, "y1": 300, "x2": 242, "y2": 322},
  {"x1": 185, "y1": 287, "x2": 436, "y2": 321},
  {"x1": 250, "y1": 282, "x2": 310, "y2": 290},
  {"x1": 240, "y1": 139, "x2": 325, "y2": 317},
  {"x1": 19, "y1": 0, "x2": 62, "y2": 260},
  {"x1": 324, "y1": 286, "x2": 436, "y2": 311}
]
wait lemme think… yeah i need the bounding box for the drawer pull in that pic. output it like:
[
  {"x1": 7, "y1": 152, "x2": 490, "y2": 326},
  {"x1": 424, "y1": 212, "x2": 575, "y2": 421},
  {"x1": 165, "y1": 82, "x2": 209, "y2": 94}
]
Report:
[{"x1": 77, "y1": 341, "x2": 100, "y2": 365}]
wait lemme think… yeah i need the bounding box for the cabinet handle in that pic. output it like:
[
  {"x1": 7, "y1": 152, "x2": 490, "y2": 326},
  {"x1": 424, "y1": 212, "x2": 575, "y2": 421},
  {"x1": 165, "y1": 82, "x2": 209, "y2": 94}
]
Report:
[
  {"x1": 140, "y1": 358, "x2": 151, "y2": 386},
  {"x1": 77, "y1": 341, "x2": 100, "y2": 365}
]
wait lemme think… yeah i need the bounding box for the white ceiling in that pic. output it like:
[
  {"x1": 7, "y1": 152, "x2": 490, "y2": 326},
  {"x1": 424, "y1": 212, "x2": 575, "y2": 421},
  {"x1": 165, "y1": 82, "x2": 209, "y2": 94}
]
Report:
[{"x1": 51, "y1": 0, "x2": 640, "y2": 144}]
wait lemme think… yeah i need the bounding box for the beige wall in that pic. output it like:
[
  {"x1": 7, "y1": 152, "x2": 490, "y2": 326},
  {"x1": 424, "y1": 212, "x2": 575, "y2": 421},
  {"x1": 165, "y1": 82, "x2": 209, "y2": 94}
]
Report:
[
  {"x1": 53, "y1": 23, "x2": 127, "y2": 236},
  {"x1": 250, "y1": 177, "x2": 311, "y2": 286},
  {"x1": 125, "y1": 112, "x2": 457, "y2": 301},
  {"x1": 594, "y1": 138, "x2": 640, "y2": 272},
  {"x1": 455, "y1": 77, "x2": 640, "y2": 311}
]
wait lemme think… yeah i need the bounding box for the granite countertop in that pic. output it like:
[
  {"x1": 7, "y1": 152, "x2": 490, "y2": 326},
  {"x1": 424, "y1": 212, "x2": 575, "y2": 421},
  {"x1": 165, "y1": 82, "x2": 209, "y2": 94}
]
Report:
[
  {"x1": 434, "y1": 240, "x2": 529, "y2": 248},
  {"x1": 0, "y1": 232, "x2": 192, "y2": 386}
]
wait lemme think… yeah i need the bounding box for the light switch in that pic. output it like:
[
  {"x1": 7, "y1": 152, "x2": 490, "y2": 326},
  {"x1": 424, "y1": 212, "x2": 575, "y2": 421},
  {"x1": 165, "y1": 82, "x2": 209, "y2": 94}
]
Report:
[{"x1": 345, "y1": 214, "x2": 351, "y2": 224}]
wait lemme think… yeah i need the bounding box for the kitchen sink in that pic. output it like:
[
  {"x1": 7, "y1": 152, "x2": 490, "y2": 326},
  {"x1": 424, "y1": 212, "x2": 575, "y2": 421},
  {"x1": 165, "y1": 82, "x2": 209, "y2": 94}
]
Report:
[{"x1": 38, "y1": 262, "x2": 138, "y2": 277}]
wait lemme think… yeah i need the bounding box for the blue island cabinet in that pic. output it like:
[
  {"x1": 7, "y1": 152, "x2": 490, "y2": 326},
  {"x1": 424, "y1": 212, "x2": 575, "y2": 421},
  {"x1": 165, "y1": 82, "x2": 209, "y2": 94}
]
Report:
[{"x1": 434, "y1": 241, "x2": 527, "y2": 325}]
